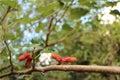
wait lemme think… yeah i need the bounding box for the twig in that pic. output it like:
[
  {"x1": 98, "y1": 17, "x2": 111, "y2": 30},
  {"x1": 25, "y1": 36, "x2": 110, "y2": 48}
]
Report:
[
  {"x1": 34, "y1": 0, "x2": 75, "y2": 54},
  {"x1": 47, "y1": 36, "x2": 66, "y2": 47},
  {"x1": 55, "y1": 0, "x2": 74, "y2": 23},
  {"x1": 0, "y1": 6, "x2": 11, "y2": 24},
  {"x1": 4, "y1": 40, "x2": 14, "y2": 72},
  {"x1": 45, "y1": 17, "x2": 54, "y2": 47},
  {"x1": 0, "y1": 5, "x2": 13, "y2": 72},
  {"x1": 0, "y1": 47, "x2": 6, "y2": 54},
  {"x1": 1, "y1": 65, "x2": 120, "y2": 78},
  {"x1": 47, "y1": 26, "x2": 76, "y2": 47},
  {"x1": 0, "y1": 72, "x2": 12, "y2": 78},
  {"x1": 33, "y1": 36, "x2": 66, "y2": 55},
  {"x1": 45, "y1": 0, "x2": 74, "y2": 46},
  {"x1": 32, "y1": 49, "x2": 35, "y2": 69},
  {"x1": 0, "y1": 65, "x2": 11, "y2": 72},
  {"x1": 44, "y1": 0, "x2": 74, "y2": 41}
]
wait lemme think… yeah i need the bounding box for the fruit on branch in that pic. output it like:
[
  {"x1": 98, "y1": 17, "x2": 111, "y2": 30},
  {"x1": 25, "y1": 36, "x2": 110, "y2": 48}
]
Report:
[
  {"x1": 38, "y1": 53, "x2": 77, "y2": 66},
  {"x1": 18, "y1": 52, "x2": 77, "y2": 67},
  {"x1": 18, "y1": 52, "x2": 31, "y2": 61},
  {"x1": 51, "y1": 53, "x2": 62, "y2": 63},
  {"x1": 62, "y1": 57, "x2": 77, "y2": 63},
  {"x1": 18, "y1": 52, "x2": 32, "y2": 68},
  {"x1": 25, "y1": 58, "x2": 32, "y2": 68}
]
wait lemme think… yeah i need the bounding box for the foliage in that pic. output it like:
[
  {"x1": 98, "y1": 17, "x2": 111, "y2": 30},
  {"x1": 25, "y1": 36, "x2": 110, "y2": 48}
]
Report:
[{"x1": 0, "y1": 0, "x2": 120, "y2": 80}]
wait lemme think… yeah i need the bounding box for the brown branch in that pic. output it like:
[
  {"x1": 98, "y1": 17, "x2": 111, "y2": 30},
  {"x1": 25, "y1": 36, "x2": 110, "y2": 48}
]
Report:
[
  {"x1": 0, "y1": 65, "x2": 11, "y2": 72},
  {"x1": 45, "y1": 17, "x2": 54, "y2": 47},
  {"x1": 34, "y1": 25, "x2": 75, "y2": 55},
  {"x1": 44, "y1": 0, "x2": 74, "y2": 48},
  {"x1": 0, "y1": 6, "x2": 11, "y2": 24},
  {"x1": 47, "y1": 25, "x2": 76, "y2": 47},
  {"x1": 35, "y1": 65, "x2": 120, "y2": 74},
  {"x1": 47, "y1": 36, "x2": 66, "y2": 47},
  {"x1": 34, "y1": 36, "x2": 66, "y2": 54},
  {"x1": 32, "y1": 50, "x2": 35, "y2": 69},
  {"x1": 44, "y1": 0, "x2": 74, "y2": 47},
  {"x1": 1, "y1": 6, "x2": 13, "y2": 71},
  {"x1": 0, "y1": 1, "x2": 77, "y2": 78},
  {"x1": 34, "y1": 48, "x2": 43, "y2": 55},
  {"x1": 21, "y1": 0, "x2": 75, "y2": 69},
  {"x1": 1, "y1": 65, "x2": 120, "y2": 78},
  {"x1": 0, "y1": 72, "x2": 12, "y2": 78},
  {"x1": 0, "y1": 47, "x2": 6, "y2": 54},
  {"x1": 4, "y1": 40, "x2": 14, "y2": 72},
  {"x1": 55, "y1": 0, "x2": 74, "y2": 23}
]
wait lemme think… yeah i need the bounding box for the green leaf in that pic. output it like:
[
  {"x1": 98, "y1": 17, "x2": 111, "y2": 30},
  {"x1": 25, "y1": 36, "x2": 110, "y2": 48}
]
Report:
[
  {"x1": 62, "y1": 23, "x2": 72, "y2": 31},
  {"x1": 35, "y1": 23, "x2": 44, "y2": 33},
  {"x1": 70, "y1": 8, "x2": 89, "y2": 19},
  {"x1": 31, "y1": 39, "x2": 38, "y2": 44},
  {"x1": 6, "y1": 32, "x2": 16, "y2": 40},
  {"x1": 0, "y1": 0, "x2": 17, "y2": 7},
  {"x1": 38, "y1": 1, "x2": 62, "y2": 17},
  {"x1": 55, "y1": 26, "x2": 60, "y2": 31},
  {"x1": 110, "y1": 9, "x2": 120, "y2": 16},
  {"x1": 15, "y1": 16, "x2": 39, "y2": 24}
]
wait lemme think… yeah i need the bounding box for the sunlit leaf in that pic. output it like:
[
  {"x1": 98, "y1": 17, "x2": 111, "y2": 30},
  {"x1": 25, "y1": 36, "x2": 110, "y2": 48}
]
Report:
[
  {"x1": 69, "y1": 8, "x2": 89, "y2": 19},
  {"x1": 37, "y1": 1, "x2": 62, "y2": 17},
  {"x1": 0, "y1": 0, "x2": 17, "y2": 7},
  {"x1": 15, "y1": 16, "x2": 39, "y2": 24}
]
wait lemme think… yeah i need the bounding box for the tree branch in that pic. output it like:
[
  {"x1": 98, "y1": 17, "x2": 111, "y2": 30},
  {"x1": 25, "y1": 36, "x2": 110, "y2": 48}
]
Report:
[
  {"x1": 34, "y1": 0, "x2": 74, "y2": 54},
  {"x1": 0, "y1": 65, "x2": 11, "y2": 72},
  {"x1": 0, "y1": 47, "x2": 6, "y2": 54},
  {"x1": 34, "y1": 36, "x2": 66, "y2": 55},
  {"x1": 47, "y1": 36, "x2": 66, "y2": 47},
  {"x1": 55, "y1": 0, "x2": 74, "y2": 23},
  {"x1": 0, "y1": 72, "x2": 12, "y2": 78},
  {"x1": 0, "y1": 6, "x2": 11, "y2": 24},
  {"x1": 47, "y1": 25, "x2": 76, "y2": 47},
  {"x1": 43, "y1": 0, "x2": 75, "y2": 47},
  {"x1": 32, "y1": 49, "x2": 35, "y2": 69},
  {"x1": 35, "y1": 65, "x2": 120, "y2": 74},
  {"x1": 4, "y1": 40, "x2": 14, "y2": 72},
  {"x1": 45, "y1": 17, "x2": 54, "y2": 47},
  {"x1": 0, "y1": 6, "x2": 13, "y2": 72},
  {"x1": 1, "y1": 65, "x2": 120, "y2": 78}
]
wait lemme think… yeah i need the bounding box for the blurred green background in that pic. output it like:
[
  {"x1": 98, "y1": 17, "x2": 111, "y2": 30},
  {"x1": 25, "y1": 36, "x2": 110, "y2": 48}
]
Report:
[{"x1": 0, "y1": 0, "x2": 120, "y2": 80}]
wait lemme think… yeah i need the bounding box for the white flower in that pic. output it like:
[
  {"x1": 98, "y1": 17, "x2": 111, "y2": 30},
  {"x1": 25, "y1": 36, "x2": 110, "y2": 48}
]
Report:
[{"x1": 38, "y1": 53, "x2": 52, "y2": 66}]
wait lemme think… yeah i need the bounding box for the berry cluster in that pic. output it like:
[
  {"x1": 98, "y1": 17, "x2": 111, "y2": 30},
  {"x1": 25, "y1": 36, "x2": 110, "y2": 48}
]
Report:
[
  {"x1": 18, "y1": 52, "x2": 32, "y2": 68},
  {"x1": 18, "y1": 52, "x2": 77, "y2": 68}
]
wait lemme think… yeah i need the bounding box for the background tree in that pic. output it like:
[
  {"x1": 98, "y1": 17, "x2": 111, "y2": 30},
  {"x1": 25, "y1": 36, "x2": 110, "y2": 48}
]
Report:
[{"x1": 0, "y1": 0, "x2": 120, "y2": 80}]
